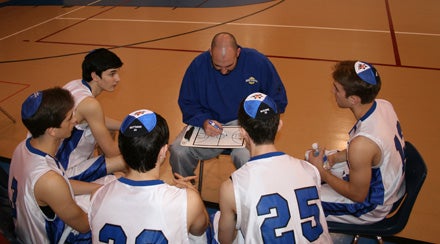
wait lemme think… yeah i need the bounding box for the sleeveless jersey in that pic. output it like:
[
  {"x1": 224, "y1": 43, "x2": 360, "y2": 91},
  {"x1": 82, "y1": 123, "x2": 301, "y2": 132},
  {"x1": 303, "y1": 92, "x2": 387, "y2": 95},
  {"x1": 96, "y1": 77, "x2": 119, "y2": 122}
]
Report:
[
  {"x1": 89, "y1": 178, "x2": 190, "y2": 243},
  {"x1": 57, "y1": 79, "x2": 107, "y2": 181},
  {"x1": 322, "y1": 99, "x2": 406, "y2": 224},
  {"x1": 232, "y1": 152, "x2": 332, "y2": 243},
  {"x1": 8, "y1": 138, "x2": 74, "y2": 243}
]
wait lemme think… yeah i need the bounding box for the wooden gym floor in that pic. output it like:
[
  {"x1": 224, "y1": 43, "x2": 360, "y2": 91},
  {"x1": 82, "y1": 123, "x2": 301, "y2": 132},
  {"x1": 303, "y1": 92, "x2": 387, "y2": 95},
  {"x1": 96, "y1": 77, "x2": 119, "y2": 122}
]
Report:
[{"x1": 0, "y1": 0, "x2": 439, "y2": 242}]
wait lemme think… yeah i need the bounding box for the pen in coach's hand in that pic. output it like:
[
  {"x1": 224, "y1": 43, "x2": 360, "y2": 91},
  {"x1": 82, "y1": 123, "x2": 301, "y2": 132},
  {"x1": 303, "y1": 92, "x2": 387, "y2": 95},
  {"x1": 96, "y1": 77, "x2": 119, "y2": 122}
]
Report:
[{"x1": 208, "y1": 120, "x2": 227, "y2": 136}]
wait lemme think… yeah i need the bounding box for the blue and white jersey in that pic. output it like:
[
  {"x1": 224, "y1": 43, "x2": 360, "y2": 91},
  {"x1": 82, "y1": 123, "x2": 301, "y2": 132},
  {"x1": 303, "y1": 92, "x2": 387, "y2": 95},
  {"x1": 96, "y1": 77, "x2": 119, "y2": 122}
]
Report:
[
  {"x1": 89, "y1": 178, "x2": 190, "y2": 243},
  {"x1": 231, "y1": 152, "x2": 331, "y2": 243},
  {"x1": 322, "y1": 99, "x2": 406, "y2": 224},
  {"x1": 8, "y1": 138, "x2": 74, "y2": 243},
  {"x1": 57, "y1": 79, "x2": 107, "y2": 181}
]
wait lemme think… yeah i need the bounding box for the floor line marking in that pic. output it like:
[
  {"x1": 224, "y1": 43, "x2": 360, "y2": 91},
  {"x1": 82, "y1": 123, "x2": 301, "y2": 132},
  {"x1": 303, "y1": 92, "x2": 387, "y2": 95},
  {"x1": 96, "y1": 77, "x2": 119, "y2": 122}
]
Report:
[
  {"x1": 0, "y1": 82, "x2": 30, "y2": 104},
  {"x1": 0, "y1": 0, "x2": 102, "y2": 41},
  {"x1": 385, "y1": 0, "x2": 400, "y2": 65},
  {"x1": 56, "y1": 17, "x2": 440, "y2": 36}
]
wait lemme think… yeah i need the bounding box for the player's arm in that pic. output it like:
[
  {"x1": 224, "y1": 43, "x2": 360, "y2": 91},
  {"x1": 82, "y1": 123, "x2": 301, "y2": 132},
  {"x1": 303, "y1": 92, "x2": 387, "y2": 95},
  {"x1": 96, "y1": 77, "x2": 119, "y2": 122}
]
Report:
[
  {"x1": 69, "y1": 179, "x2": 101, "y2": 195},
  {"x1": 343, "y1": 137, "x2": 379, "y2": 202},
  {"x1": 327, "y1": 149, "x2": 348, "y2": 167},
  {"x1": 104, "y1": 116, "x2": 121, "y2": 131},
  {"x1": 34, "y1": 171, "x2": 89, "y2": 233},
  {"x1": 314, "y1": 137, "x2": 377, "y2": 202},
  {"x1": 105, "y1": 154, "x2": 128, "y2": 175},
  {"x1": 78, "y1": 97, "x2": 120, "y2": 157},
  {"x1": 218, "y1": 179, "x2": 237, "y2": 244},
  {"x1": 186, "y1": 188, "x2": 209, "y2": 236}
]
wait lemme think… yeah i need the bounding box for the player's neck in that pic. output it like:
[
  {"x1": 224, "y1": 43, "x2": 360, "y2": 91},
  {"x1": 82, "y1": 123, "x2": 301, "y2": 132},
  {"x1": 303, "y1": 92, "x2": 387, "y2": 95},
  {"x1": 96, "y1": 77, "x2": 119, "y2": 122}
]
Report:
[
  {"x1": 352, "y1": 101, "x2": 374, "y2": 120},
  {"x1": 250, "y1": 144, "x2": 277, "y2": 157},
  {"x1": 29, "y1": 136, "x2": 61, "y2": 157},
  {"x1": 124, "y1": 167, "x2": 160, "y2": 181},
  {"x1": 88, "y1": 80, "x2": 103, "y2": 97}
]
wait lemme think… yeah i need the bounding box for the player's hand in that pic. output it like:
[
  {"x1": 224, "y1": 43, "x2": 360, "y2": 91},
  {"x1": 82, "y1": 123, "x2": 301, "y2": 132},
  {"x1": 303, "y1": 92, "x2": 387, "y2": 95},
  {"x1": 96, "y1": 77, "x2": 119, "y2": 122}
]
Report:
[
  {"x1": 308, "y1": 149, "x2": 325, "y2": 168},
  {"x1": 172, "y1": 173, "x2": 198, "y2": 191}
]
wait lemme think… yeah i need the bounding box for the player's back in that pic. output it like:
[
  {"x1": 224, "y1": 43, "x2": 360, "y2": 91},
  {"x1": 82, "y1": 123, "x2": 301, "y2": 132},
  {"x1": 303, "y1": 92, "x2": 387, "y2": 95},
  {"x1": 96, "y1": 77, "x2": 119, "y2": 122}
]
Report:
[
  {"x1": 89, "y1": 178, "x2": 189, "y2": 243},
  {"x1": 231, "y1": 152, "x2": 332, "y2": 243}
]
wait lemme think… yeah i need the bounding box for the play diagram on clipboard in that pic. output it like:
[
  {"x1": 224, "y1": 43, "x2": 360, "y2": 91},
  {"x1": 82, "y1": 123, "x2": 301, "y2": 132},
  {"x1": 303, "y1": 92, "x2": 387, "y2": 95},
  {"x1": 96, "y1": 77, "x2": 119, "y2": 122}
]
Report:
[{"x1": 180, "y1": 126, "x2": 245, "y2": 148}]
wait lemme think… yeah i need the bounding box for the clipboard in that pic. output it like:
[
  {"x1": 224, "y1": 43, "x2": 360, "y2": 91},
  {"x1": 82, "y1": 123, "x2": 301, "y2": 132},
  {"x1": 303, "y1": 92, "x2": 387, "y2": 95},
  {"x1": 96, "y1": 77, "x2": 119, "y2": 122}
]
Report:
[{"x1": 180, "y1": 126, "x2": 245, "y2": 148}]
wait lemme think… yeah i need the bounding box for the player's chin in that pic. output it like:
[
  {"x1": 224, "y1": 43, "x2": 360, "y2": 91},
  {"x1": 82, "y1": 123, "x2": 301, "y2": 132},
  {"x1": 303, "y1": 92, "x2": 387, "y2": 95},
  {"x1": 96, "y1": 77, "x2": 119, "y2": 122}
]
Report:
[{"x1": 107, "y1": 85, "x2": 117, "y2": 91}]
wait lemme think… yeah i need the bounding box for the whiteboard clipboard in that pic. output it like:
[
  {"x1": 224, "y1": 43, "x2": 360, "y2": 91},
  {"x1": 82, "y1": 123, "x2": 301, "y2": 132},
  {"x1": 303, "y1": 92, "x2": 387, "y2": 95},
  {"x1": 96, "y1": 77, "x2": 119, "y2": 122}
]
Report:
[{"x1": 180, "y1": 126, "x2": 245, "y2": 148}]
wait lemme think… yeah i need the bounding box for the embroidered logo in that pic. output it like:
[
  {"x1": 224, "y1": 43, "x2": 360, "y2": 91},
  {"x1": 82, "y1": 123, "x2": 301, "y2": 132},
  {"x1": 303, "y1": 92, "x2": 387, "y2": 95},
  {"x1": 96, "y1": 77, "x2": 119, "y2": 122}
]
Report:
[{"x1": 245, "y1": 76, "x2": 258, "y2": 85}]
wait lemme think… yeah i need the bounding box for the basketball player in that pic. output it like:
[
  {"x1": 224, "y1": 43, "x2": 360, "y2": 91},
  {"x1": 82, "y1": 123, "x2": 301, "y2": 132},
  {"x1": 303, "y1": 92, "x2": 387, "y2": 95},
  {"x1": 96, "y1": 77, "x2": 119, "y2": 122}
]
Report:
[
  {"x1": 57, "y1": 48, "x2": 126, "y2": 181},
  {"x1": 216, "y1": 92, "x2": 331, "y2": 243},
  {"x1": 8, "y1": 87, "x2": 96, "y2": 243},
  {"x1": 307, "y1": 60, "x2": 406, "y2": 224},
  {"x1": 89, "y1": 109, "x2": 209, "y2": 243}
]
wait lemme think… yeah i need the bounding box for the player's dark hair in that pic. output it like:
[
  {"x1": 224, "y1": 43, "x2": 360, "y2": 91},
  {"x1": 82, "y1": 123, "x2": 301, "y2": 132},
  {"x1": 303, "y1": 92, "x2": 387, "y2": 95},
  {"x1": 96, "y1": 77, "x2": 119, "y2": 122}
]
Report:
[
  {"x1": 23, "y1": 87, "x2": 74, "y2": 138},
  {"x1": 82, "y1": 48, "x2": 123, "y2": 82},
  {"x1": 118, "y1": 113, "x2": 169, "y2": 172},
  {"x1": 332, "y1": 60, "x2": 381, "y2": 104},
  {"x1": 238, "y1": 100, "x2": 280, "y2": 145}
]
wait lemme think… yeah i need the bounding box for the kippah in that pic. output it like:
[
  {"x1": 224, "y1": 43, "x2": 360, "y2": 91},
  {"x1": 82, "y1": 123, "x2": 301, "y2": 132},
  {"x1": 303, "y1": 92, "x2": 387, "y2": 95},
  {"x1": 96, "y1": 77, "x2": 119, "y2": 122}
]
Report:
[
  {"x1": 354, "y1": 61, "x2": 379, "y2": 85},
  {"x1": 21, "y1": 91, "x2": 43, "y2": 120},
  {"x1": 243, "y1": 92, "x2": 278, "y2": 119},
  {"x1": 120, "y1": 109, "x2": 157, "y2": 137}
]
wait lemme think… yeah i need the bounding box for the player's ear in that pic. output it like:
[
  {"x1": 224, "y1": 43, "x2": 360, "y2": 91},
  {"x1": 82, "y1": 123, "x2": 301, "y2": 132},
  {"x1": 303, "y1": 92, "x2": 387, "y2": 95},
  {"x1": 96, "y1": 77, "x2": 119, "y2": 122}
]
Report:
[
  {"x1": 91, "y1": 71, "x2": 99, "y2": 81},
  {"x1": 348, "y1": 95, "x2": 361, "y2": 105},
  {"x1": 240, "y1": 127, "x2": 253, "y2": 147},
  {"x1": 157, "y1": 144, "x2": 168, "y2": 164},
  {"x1": 239, "y1": 127, "x2": 248, "y2": 140},
  {"x1": 46, "y1": 127, "x2": 56, "y2": 137},
  {"x1": 278, "y1": 119, "x2": 283, "y2": 132}
]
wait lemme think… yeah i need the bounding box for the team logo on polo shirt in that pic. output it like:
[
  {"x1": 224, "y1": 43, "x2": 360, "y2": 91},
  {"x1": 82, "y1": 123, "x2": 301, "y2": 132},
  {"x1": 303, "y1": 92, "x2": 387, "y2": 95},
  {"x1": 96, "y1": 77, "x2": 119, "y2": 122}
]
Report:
[{"x1": 245, "y1": 76, "x2": 258, "y2": 85}]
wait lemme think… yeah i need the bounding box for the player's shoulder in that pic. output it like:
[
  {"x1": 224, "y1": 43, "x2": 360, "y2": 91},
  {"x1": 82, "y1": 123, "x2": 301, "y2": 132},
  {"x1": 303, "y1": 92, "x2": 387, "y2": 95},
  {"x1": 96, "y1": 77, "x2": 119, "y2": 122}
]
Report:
[
  {"x1": 375, "y1": 99, "x2": 396, "y2": 110},
  {"x1": 349, "y1": 135, "x2": 380, "y2": 159},
  {"x1": 350, "y1": 135, "x2": 377, "y2": 147},
  {"x1": 185, "y1": 186, "x2": 200, "y2": 197},
  {"x1": 63, "y1": 78, "x2": 80, "y2": 88},
  {"x1": 77, "y1": 96, "x2": 101, "y2": 114},
  {"x1": 36, "y1": 170, "x2": 67, "y2": 191}
]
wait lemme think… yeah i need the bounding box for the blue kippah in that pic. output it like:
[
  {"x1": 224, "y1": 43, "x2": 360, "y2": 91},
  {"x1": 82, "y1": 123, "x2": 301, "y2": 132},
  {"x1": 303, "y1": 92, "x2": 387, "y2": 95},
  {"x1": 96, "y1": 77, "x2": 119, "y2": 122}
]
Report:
[
  {"x1": 243, "y1": 92, "x2": 278, "y2": 119},
  {"x1": 354, "y1": 61, "x2": 379, "y2": 85},
  {"x1": 21, "y1": 91, "x2": 43, "y2": 120},
  {"x1": 120, "y1": 109, "x2": 157, "y2": 137}
]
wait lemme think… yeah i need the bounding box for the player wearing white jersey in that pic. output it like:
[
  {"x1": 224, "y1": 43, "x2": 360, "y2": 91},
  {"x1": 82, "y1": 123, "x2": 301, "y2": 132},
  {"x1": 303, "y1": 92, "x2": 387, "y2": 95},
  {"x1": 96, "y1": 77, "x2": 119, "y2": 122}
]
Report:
[
  {"x1": 89, "y1": 109, "x2": 209, "y2": 243},
  {"x1": 58, "y1": 79, "x2": 103, "y2": 180},
  {"x1": 56, "y1": 48, "x2": 126, "y2": 181},
  {"x1": 217, "y1": 93, "x2": 331, "y2": 243},
  {"x1": 90, "y1": 178, "x2": 189, "y2": 243},
  {"x1": 232, "y1": 153, "x2": 331, "y2": 243},
  {"x1": 9, "y1": 88, "x2": 95, "y2": 243},
  {"x1": 307, "y1": 61, "x2": 405, "y2": 224}
]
